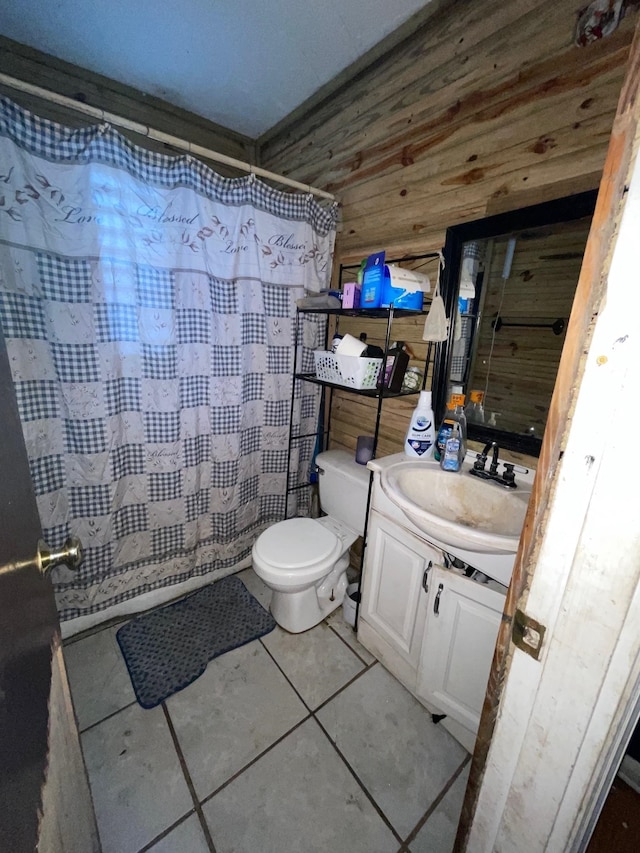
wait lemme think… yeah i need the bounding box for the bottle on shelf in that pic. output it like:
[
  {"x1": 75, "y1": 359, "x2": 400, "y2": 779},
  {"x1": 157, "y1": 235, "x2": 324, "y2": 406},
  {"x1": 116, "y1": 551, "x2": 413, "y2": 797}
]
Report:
[
  {"x1": 465, "y1": 389, "x2": 485, "y2": 424},
  {"x1": 404, "y1": 391, "x2": 436, "y2": 458},
  {"x1": 377, "y1": 340, "x2": 409, "y2": 392},
  {"x1": 359, "y1": 332, "x2": 384, "y2": 358},
  {"x1": 401, "y1": 366, "x2": 423, "y2": 392},
  {"x1": 451, "y1": 386, "x2": 467, "y2": 454}
]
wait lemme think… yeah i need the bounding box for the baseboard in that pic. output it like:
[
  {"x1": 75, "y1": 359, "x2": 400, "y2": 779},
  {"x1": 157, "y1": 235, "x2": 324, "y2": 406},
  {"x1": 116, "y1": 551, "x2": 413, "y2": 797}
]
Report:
[{"x1": 61, "y1": 557, "x2": 252, "y2": 639}]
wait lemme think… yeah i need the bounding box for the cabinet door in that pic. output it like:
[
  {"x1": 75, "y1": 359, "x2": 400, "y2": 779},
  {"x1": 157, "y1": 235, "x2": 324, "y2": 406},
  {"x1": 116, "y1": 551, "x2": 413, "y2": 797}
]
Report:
[
  {"x1": 417, "y1": 567, "x2": 506, "y2": 734},
  {"x1": 361, "y1": 512, "x2": 440, "y2": 669}
]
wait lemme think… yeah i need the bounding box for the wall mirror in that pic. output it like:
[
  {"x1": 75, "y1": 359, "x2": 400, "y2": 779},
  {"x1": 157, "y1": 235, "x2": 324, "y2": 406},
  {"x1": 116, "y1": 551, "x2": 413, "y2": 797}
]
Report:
[{"x1": 434, "y1": 190, "x2": 597, "y2": 456}]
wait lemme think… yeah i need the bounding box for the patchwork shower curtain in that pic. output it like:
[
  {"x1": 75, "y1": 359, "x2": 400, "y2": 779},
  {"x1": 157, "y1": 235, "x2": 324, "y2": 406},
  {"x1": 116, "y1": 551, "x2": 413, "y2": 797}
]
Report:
[{"x1": 0, "y1": 96, "x2": 337, "y2": 619}]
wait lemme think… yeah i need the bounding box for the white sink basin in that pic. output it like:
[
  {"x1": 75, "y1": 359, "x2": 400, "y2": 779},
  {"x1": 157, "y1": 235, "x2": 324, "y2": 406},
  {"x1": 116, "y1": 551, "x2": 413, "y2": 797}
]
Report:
[{"x1": 380, "y1": 459, "x2": 531, "y2": 555}]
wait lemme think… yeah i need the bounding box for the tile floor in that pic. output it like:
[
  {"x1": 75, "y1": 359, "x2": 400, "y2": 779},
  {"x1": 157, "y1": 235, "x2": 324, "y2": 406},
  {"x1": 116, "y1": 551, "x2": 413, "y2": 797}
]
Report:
[{"x1": 63, "y1": 569, "x2": 470, "y2": 853}]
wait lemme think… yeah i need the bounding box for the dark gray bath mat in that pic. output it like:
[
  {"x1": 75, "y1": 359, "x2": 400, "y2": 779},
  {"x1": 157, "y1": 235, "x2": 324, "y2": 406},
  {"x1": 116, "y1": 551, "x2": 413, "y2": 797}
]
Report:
[{"x1": 116, "y1": 576, "x2": 276, "y2": 709}]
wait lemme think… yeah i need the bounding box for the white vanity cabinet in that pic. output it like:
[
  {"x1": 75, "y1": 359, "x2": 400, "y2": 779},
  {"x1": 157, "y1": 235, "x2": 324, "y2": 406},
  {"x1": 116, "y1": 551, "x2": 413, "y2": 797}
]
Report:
[
  {"x1": 416, "y1": 565, "x2": 505, "y2": 736},
  {"x1": 358, "y1": 462, "x2": 508, "y2": 752},
  {"x1": 359, "y1": 511, "x2": 442, "y2": 688}
]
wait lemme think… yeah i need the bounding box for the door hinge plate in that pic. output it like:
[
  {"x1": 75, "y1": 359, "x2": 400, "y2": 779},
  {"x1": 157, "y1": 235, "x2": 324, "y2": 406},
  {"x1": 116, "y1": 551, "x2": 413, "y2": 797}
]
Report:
[{"x1": 512, "y1": 608, "x2": 546, "y2": 660}]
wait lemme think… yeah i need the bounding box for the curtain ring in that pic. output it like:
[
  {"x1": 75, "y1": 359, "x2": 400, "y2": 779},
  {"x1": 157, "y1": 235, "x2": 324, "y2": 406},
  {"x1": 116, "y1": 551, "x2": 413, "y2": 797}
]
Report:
[{"x1": 248, "y1": 168, "x2": 256, "y2": 184}]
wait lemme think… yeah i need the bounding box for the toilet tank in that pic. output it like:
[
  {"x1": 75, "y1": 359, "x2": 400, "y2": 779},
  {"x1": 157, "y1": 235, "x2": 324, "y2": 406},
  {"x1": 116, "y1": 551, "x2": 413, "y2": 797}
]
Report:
[{"x1": 316, "y1": 450, "x2": 370, "y2": 536}]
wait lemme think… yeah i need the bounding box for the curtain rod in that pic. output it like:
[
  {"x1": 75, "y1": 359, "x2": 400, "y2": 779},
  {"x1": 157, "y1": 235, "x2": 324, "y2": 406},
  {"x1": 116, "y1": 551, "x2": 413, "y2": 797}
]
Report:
[{"x1": 0, "y1": 72, "x2": 336, "y2": 202}]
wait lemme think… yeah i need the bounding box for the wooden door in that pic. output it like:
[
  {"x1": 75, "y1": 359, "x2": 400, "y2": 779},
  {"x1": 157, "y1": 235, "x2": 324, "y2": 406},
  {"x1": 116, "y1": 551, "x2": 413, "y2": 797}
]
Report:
[
  {"x1": 0, "y1": 328, "x2": 99, "y2": 851},
  {"x1": 417, "y1": 566, "x2": 506, "y2": 735},
  {"x1": 458, "y1": 20, "x2": 640, "y2": 852}
]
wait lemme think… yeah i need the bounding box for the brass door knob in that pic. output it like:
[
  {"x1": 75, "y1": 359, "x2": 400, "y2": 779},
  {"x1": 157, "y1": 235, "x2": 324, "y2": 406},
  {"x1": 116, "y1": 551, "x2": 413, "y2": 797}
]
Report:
[
  {"x1": 0, "y1": 535, "x2": 84, "y2": 578},
  {"x1": 37, "y1": 536, "x2": 83, "y2": 575}
]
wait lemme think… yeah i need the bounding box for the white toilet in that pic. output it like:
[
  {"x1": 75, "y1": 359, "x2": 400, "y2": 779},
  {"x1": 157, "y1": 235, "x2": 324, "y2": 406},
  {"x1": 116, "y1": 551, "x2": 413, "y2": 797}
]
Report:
[{"x1": 252, "y1": 450, "x2": 370, "y2": 633}]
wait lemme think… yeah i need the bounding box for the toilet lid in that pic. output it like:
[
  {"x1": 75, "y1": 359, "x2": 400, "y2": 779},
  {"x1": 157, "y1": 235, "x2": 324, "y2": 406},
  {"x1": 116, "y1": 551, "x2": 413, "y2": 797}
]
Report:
[{"x1": 256, "y1": 518, "x2": 338, "y2": 569}]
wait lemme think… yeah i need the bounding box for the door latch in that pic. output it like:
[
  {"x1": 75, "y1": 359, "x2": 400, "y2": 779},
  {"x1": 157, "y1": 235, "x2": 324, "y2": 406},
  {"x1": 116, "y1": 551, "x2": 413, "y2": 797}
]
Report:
[{"x1": 512, "y1": 608, "x2": 546, "y2": 660}]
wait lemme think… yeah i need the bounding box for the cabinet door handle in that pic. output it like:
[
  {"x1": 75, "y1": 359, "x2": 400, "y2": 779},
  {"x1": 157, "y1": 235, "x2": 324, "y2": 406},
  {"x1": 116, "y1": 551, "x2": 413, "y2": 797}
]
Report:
[
  {"x1": 434, "y1": 583, "x2": 444, "y2": 615},
  {"x1": 422, "y1": 560, "x2": 432, "y2": 593}
]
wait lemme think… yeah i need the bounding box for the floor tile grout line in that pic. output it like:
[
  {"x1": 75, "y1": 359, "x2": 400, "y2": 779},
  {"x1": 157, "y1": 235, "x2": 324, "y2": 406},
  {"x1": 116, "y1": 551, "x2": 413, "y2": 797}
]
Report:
[
  {"x1": 161, "y1": 702, "x2": 218, "y2": 853},
  {"x1": 311, "y1": 660, "x2": 378, "y2": 715},
  {"x1": 325, "y1": 617, "x2": 374, "y2": 666},
  {"x1": 135, "y1": 809, "x2": 198, "y2": 853},
  {"x1": 260, "y1": 629, "x2": 377, "y2": 716},
  {"x1": 313, "y1": 713, "x2": 405, "y2": 847},
  {"x1": 78, "y1": 699, "x2": 138, "y2": 735},
  {"x1": 259, "y1": 636, "x2": 314, "y2": 711},
  {"x1": 199, "y1": 713, "x2": 313, "y2": 808},
  {"x1": 195, "y1": 641, "x2": 375, "y2": 808},
  {"x1": 197, "y1": 660, "x2": 378, "y2": 809},
  {"x1": 402, "y1": 753, "x2": 472, "y2": 847}
]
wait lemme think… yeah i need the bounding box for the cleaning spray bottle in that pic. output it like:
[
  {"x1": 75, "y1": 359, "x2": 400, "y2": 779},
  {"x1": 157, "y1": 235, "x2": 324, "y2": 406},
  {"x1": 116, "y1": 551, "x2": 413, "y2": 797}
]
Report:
[
  {"x1": 441, "y1": 422, "x2": 462, "y2": 472},
  {"x1": 404, "y1": 391, "x2": 436, "y2": 458},
  {"x1": 434, "y1": 387, "x2": 467, "y2": 462},
  {"x1": 434, "y1": 399, "x2": 455, "y2": 462},
  {"x1": 450, "y1": 386, "x2": 467, "y2": 459}
]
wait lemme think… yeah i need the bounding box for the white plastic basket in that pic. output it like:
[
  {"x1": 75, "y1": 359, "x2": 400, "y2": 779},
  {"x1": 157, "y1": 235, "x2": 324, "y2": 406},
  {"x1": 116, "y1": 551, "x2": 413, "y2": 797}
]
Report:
[{"x1": 313, "y1": 350, "x2": 383, "y2": 390}]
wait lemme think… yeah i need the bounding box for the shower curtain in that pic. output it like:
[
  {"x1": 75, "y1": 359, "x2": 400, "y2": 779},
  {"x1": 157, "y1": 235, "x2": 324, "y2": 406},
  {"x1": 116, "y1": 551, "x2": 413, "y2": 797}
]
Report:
[{"x1": 0, "y1": 96, "x2": 337, "y2": 620}]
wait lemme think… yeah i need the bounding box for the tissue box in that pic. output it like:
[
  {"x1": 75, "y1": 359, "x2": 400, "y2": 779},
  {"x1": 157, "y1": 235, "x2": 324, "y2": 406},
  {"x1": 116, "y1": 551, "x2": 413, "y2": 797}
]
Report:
[
  {"x1": 360, "y1": 251, "x2": 431, "y2": 310},
  {"x1": 341, "y1": 282, "x2": 361, "y2": 309},
  {"x1": 381, "y1": 265, "x2": 430, "y2": 310}
]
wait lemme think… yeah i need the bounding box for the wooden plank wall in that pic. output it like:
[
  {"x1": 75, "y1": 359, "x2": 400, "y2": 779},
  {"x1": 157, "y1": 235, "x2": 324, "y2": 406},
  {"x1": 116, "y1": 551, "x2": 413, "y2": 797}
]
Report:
[
  {"x1": 259, "y1": 0, "x2": 636, "y2": 462},
  {"x1": 0, "y1": 7, "x2": 634, "y2": 464},
  {"x1": 0, "y1": 36, "x2": 255, "y2": 172}
]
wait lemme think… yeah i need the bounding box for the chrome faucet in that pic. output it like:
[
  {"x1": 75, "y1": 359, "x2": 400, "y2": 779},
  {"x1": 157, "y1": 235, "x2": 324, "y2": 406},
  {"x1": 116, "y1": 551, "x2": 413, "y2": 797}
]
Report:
[{"x1": 469, "y1": 441, "x2": 517, "y2": 489}]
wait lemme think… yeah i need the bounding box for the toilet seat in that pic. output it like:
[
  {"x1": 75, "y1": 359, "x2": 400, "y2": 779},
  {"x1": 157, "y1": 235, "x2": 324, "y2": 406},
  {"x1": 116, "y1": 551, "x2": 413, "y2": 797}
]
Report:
[
  {"x1": 253, "y1": 517, "x2": 343, "y2": 586},
  {"x1": 256, "y1": 517, "x2": 338, "y2": 568}
]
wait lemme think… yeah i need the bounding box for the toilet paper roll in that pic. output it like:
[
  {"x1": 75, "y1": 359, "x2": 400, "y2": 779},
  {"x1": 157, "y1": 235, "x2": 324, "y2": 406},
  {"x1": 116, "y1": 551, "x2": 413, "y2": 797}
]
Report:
[{"x1": 335, "y1": 333, "x2": 367, "y2": 357}]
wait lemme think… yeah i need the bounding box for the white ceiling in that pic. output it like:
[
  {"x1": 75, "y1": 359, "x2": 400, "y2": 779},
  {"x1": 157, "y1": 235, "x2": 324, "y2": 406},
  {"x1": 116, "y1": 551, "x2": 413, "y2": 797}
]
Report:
[{"x1": 0, "y1": 0, "x2": 431, "y2": 138}]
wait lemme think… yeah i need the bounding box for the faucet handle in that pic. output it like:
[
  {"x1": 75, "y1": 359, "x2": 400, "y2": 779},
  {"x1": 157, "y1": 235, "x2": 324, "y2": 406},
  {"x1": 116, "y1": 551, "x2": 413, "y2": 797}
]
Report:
[
  {"x1": 502, "y1": 463, "x2": 516, "y2": 486},
  {"x1": 473, "y1": 453, "x2": 486, "y2": 471}
]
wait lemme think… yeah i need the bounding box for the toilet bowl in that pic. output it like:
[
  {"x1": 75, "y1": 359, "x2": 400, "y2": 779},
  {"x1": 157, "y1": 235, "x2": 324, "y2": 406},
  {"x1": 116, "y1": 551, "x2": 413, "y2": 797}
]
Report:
[{"x1": 252, "y1": 450, "x2": 369, "y2": 633}]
